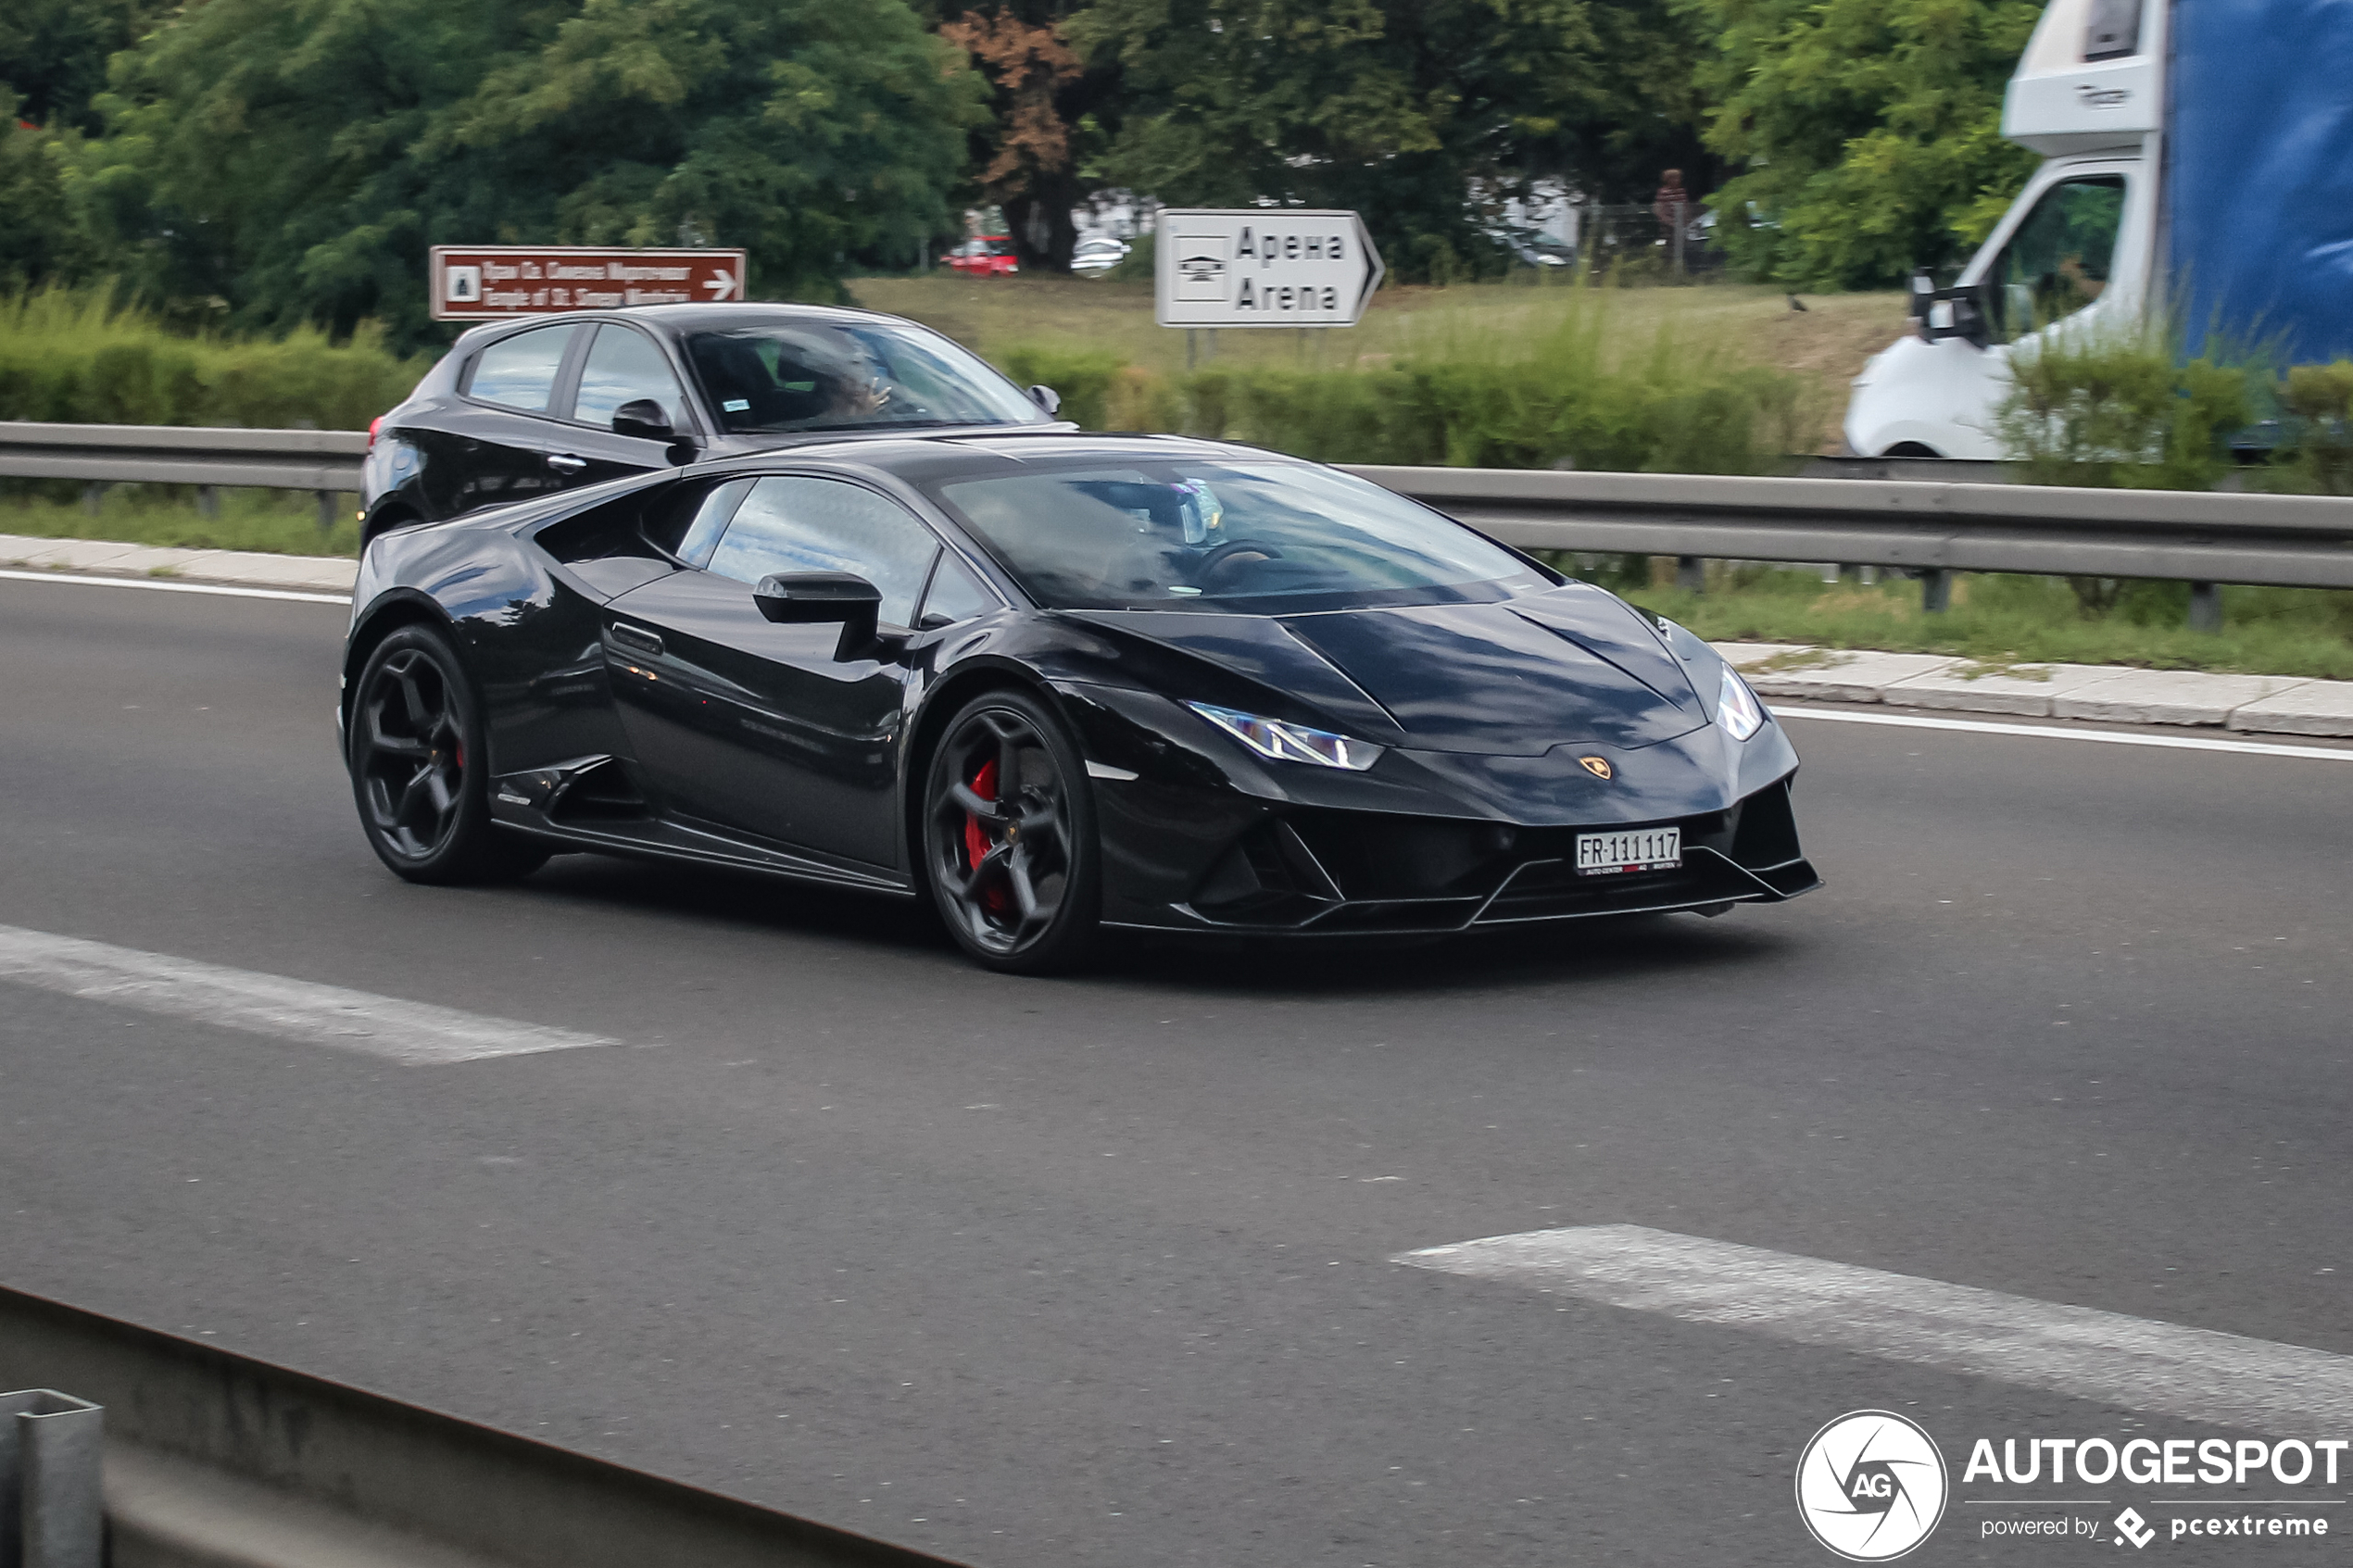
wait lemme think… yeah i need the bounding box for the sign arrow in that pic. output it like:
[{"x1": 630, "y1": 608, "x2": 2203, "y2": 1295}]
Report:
[
  {"x1": 1152, "y1": 209, "x2": 1384, "y2": 330},
  {"x1": 703, "y1": 272, "x2": 737, "y2": 301}
]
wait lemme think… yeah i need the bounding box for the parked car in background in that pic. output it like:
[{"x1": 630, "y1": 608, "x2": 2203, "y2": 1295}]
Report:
[
  {"x1": 359, "y1": 304, "x2": 1064, "y2": 545},
  {"x1": 1072, "y1": 236, "x2": 1132, "y2": 275},
  {"x1": 948, "y1": 237, "x2": 1019, "y2": 277}
]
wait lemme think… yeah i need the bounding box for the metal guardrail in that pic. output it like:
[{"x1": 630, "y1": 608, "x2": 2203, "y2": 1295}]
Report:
[
  {"x1": 6, "y1": 422, "x2": 2350, "y2": 602},
  {"x1": 0, "y1": 1282, "x2": 967, "y2": 1568},
  {"x1": 0, "y1": 422, "x2": 365, "y2": 493},
  {"x1": 1346, "y1": 465, "x2": 2353, "y2": 621}
]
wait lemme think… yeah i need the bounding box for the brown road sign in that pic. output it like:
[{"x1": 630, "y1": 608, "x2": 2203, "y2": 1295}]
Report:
[{"x1": 429, "y1": 245, "x2": 749, "y2": 320}]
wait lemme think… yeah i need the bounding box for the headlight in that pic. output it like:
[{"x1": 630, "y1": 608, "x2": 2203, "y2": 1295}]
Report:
[
  {"x1": 1717, "y1": 663, "x2": 1766, "y2": 741},
  {"x1": 1186, "y1": 702, "x2": 1384, "y2": 771}
]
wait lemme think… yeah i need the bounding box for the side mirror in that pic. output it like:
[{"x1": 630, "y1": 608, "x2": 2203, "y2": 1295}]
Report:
[
  {"x1": 1028, "y1": 384, "x2": 1062, "y2": 416},
  {"x1": 753, "y1": 571, "x2": 897, "y2": 661},
  {"x1": 1910, "y1": 271, "x2": 1995, "y2": 350},
  {"x1": 612, "y1": 399, "x2": 675, "y2": 441}
]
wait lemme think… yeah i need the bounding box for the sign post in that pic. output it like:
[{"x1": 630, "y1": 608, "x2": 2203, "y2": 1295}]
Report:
[
  {"x1": 1153, "y1": 210, "x2": 1384, "y2": 332},
  {"x1": 429, "y1": 245, "x2": 748, "y2": 321}
]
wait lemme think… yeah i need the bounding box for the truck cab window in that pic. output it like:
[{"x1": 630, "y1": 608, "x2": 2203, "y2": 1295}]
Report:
[{"x1": 1988, "y1": 176, "x2": 2126, "y2": 340}]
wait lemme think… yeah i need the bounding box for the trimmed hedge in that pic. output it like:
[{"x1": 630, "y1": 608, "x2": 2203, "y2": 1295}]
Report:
[{"x1": 0, "y1": 287, "x2": 427, "y2": 430}]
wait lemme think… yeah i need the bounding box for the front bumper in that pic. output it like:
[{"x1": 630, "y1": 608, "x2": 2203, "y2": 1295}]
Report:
[
  {"x1": 1103, "y1": 778, "x2": 1818, "y2": 936},
  {"x1": 1058, "y1": 682, "x2": 1819, "y2": 938}
]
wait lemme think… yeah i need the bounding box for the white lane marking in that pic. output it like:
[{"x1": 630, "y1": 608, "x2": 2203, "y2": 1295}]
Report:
[
  {"x1": 1399, "y1": 1224, "x2": 2353, "y2": 1433},
  {"x1": 1777, "y1": 706, "x2": 2353, "y2": 761},
  {"x1": 0, "y1": 924, "x2": 615, "y2": 1066},
  {"x1": 0, "y1": 569, "x2": 347, "y2": 605}
]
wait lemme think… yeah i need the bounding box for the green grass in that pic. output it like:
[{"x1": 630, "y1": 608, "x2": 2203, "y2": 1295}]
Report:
[
  {"x1": 0, "y1": 487, "x2": 360, "y2": 557},
  {"x1": 1598, "y1": 561, "x2": 2353, "y2": 680},
  {"x1": 850, "y1": 272, "x2": 1906, "y2": 450}
]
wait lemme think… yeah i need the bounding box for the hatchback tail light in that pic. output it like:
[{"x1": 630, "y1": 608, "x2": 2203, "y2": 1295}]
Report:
[{"x1": 367, "y1": 415, "x2": 384, "y2": 451}]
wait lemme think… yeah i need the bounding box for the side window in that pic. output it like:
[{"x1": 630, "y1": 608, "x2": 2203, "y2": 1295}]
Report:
[
  {"x1": 708, "y1": 476, "x2": 940, "y2": 629},
  {"x1": 1988, "y1": 176, "x2": 2126, "y2": 339},
  {"x1": 573, "y1": 325, "x2": 689, "y2": 431},
  {"x1": 466, "y1": 324, "x2": 580, "y2": 413},
  {"x1": 918, "y1": 552, "x2": 997, "y2": 627}
]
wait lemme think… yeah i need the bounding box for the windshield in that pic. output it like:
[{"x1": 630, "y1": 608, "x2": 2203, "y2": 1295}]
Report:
[
  {"x1": 684, "y1": 320, "x2": 1048, "y2": 434},
  {"x1": 927, "y1": 459, "x2": 1548, "y2": 612}
]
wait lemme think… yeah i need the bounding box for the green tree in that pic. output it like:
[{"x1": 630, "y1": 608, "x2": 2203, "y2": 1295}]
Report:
[
  {"x1": 1067, "y1": 0, "x2": 1636, "y2": 282},
  {"x1": 1677, "y1": 0, "x2": 2042, "y2": 288},
  {"x1": 0, "y1": 0, "x2": 171, "y2": 130},
  {"x1": 1581, "y1": 0, "x2": 1721, "y2": 205},
  {"x1": 76, "y1": 0, "x2": 983, "y2": 347},
  {"x1": 0, "y1": 90, "x2": 96, "y2": 290}
]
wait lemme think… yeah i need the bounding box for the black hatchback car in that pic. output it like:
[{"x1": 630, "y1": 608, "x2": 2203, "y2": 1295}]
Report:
[{"x1": 359, "y1": 304, "x2": 1065, "y2": 546}]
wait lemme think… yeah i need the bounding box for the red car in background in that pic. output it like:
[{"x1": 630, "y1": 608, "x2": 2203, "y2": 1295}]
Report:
[{"x1": 948, "y1": 236, "x2": 1019, "y2": 277}]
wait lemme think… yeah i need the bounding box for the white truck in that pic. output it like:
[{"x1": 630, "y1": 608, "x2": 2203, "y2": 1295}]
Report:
[{"x1": 1843, "y1": 0, "x2": 2353, "y2": 459}]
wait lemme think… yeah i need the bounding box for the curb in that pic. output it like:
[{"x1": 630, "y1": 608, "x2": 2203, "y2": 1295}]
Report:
[
  {"x1": 0, "y1": 532, "x2": 357, "y2": 596},
  {"x1": 1718, "y1": 644, "x2": 2353, "y2": 738}
]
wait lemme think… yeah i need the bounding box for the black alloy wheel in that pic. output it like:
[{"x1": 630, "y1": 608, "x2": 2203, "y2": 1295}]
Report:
[
  {"x1": 923, "y1": 689, "x2": 1101, "y2": 973},
  {"x1": 348, "y1": 624, "x2": 547, "y2": 884}
]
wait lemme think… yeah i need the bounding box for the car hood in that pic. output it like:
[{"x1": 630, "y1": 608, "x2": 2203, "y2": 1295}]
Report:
[{"x1": 1067, "y1": 584, "x2": 1708, "y2": 756}]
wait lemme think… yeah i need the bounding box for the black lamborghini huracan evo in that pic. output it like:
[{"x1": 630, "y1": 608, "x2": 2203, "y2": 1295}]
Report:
[{"x1": 341, "y1": 432, "x2": 1818, "y2": 972}]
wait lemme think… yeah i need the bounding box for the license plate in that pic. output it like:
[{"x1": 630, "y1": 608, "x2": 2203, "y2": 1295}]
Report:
[{"x1": 1575, "y1": 826, "x2": 1681, "y2": 876}]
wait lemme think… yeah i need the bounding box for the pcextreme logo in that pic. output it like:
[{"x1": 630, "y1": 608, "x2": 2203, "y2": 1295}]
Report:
[{"x1": 1796, "y1": 1411, "x2": 1951, "y2": 1561}]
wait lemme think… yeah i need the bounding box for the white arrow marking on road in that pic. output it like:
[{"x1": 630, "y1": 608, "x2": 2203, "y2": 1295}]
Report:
[
  {"x1": 703, "y1": 272, "x2": 737, "y2": 300},
  {"x1": 0, "y1": 924, "x2": 617, "y2": 1066},
  {"x1": 1399, "y1": 1225, "x2": 2353, "y2": 1432}
]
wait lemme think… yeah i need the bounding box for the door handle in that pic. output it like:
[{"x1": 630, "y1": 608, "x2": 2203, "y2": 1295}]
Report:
[
  {"x1": 609, "y1": 622, "x2": 663, "y2": 658},
  {"x1": 547, "y1": 453, "x2": 587, "y2": 473}
]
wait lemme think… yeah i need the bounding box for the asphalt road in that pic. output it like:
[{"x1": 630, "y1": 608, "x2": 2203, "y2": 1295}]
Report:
[{"x1": 3, "y1": 575, "x2": 2349, "y2": 1566}]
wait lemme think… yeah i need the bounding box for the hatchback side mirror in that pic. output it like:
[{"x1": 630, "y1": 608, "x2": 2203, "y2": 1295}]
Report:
[
  {"x1": 753, "y1": 571, "x2": 899, "y2": 661},
  {"x1": 612, "y1": 399, "x2": 675, "y2": 441},
  {"x1": 1028, "y1": 384, "x2": 1062, "y2": 416}
]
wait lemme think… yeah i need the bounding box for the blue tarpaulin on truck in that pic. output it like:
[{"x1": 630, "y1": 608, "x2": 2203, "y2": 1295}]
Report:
[{"x1": 2168, "y1": 0, "x2": 2353, "y2": 363}]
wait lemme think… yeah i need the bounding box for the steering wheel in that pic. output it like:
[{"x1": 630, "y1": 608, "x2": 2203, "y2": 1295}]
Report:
[{"x1": 1193, "y1": 538, "x2": 1285, "y2": 588}]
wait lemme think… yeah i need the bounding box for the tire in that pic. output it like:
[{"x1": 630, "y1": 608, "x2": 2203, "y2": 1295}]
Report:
[
  {"x1": 921, "y1": 688, "x2": 1101, "y2": 974},
  {"x1": 346, "y1": 623, "x2": 548, "y2": 885}
]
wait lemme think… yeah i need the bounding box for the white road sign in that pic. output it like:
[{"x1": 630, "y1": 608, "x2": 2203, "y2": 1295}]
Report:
[{"x1": 1154, "y1": 209, "x2": 1385, "y2": 328}]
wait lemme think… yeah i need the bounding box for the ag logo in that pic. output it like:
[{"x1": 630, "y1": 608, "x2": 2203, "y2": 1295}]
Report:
[
  {"x1": 1577, "y1": 755, "x2": 1613, "y2": 780},
  {"x1": 1794, "y1": 1411, "x2": 1948, "y2": 1561}
]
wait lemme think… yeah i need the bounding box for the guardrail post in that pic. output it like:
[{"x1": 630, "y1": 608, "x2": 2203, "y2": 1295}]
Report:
[
  {"x1": 2188, "y1": 581, "x2": 2222, "y2": 633},
  {"x1": 195, "y1": 485, "x2": 219, "y2": 519},
  {"x1": 0, "y1": 1390, "x2": 104, "y2": 1568},
  {"x1": 316, "y1": 490, "x2": 338, "y2": 532},
  {"x1": 1920, "y1": 569, "x2": 1952, "y2": 614},
  {"x1": 1675, "y1": 556, "x2": 1705, "y2": 593},
  {"x1": 77, "y1": 485, "x2": 107, "y2": 516}
]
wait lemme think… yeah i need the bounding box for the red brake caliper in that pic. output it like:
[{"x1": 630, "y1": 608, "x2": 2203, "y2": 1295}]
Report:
[{"x1": 963, "y1": 759, "x2": 1010, "y2": 915}]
